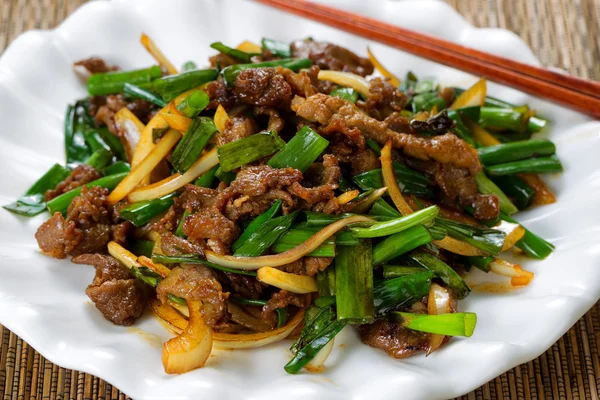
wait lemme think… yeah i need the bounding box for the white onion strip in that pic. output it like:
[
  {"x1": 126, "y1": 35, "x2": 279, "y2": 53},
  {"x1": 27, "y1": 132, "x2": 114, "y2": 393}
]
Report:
[
  {"x1": 317, "y1": 70, "x2": 370, "y2": 97},
  {"x1": 127, "y1": 147, "x2": 219, "y2": 202},
  {"x1": 205, "y1": 215, "x2": 374, "y2": 269}
]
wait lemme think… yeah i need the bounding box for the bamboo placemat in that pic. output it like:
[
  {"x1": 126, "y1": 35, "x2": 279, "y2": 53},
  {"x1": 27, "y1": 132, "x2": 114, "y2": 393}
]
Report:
[{"x1": 0, "y1": 1, "x2": 598, "y2": 399}]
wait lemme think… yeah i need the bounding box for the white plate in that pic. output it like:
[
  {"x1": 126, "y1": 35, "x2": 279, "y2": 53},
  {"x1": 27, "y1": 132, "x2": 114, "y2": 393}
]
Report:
[{"x1": 0, "y1": 0, "x2": 598, "y2": 399}]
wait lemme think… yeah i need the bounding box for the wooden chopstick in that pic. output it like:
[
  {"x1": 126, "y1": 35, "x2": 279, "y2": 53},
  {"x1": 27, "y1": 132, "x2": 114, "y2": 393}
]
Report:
[{"x1": 255, "y1": 0, "x2": 600, "y2": 119}]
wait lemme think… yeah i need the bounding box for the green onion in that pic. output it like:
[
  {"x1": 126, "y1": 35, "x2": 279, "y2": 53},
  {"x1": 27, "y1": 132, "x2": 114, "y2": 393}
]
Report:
[
  {"x1": 369, "y1": 198, "x2": 401, "y2": 218},
  {"x1": 267, "y1": 126, "x2": 329, "y2": 172},
  {"x1": 217, "y1": 130, "x2": 285, "y2": 172},
  {"x1": 491, "y1": 175, "x2": 536, "y2": 210},
  {"x1": 123, "y1": 83, "x2": 167, "y2": 107},
  {"x1": 382, "y1": 265, "x2": 427, "y2": 278},
  {"x1": 171, "y1": 117, "x2": 217, "y2": 173},
  {"x1": 435, "y1": 217, "x2": 505, "y2": 256},
  {"x1": 366, "y1": 138, "x2": 382, "y2": 156},
  {"x1": 221, "y1": 58, "x2": 312, "y2": 86},
  {"x1": 194, "y1": 164, "x2": 219, "y2": 188},
  {"x1": 479, "y1": 107, "x2": 526, "y2": 132},
  {"x1": 214, "y1": 166, "x2": 236, "y2": 184},
  {"x1": 290, "y1": 304, "x2": 336, "y2": 354},
  {"x1": 414, "y1": 79, "x2": 436, "y2": 93},
  {"x1": 351, "y1": 205, "x2": 438, "y2": 238},
  {"x1": 181, "y1": 61, "x2": 197, "y2": 72},
  {"x1": 65, "y1": 101, "x2": 93, "y2": 165},
  {"x1": 447, "y1": 106, "x2": 481, "y2": 123},
  {"x1": 131, "y1": 266, "x2": 162, "y2": 288},
  {"x1": 276, "y1": 226, "x2": 357, "y2": 246},
  {"x1": 372, "y1": 225, "x2": 432, "y2": 265},
  {"x1": 463, "y1": 256, "x2": 494, "y2": 272},
  {"x1": 486, "y1": 156, "x2": 563, "y2": 176},
  {"x1": 210, "y1": 42, "x2": 258, "y2": 62},
  {"x1": 151, "y1": 254, "x2": 258, "y2": 276},
  {"x1": 175, "y1": 90, "x2": 210, "y2": 118},
  {"x1": 175, "y1": 210, "x2": 190, "y2": 238},
  {"x1": 93, "y1": 126, "x2": 127, "y2": 162},
  {"x1": 335, "y1": 240, "x2": 374, "y2": 324},
  {"x1": 373, "y1": 271, "x2": 433, "y2": 315},
  {"x1": 276, "y1": 308, "x2": 287, "y2": 328},
  {"x1": 271, "y1": 231, "x2": 335, "y2": 257},
  {"x1": 261, "y1": 38, "x2": 291, "y2": 58},
  {"x1": 352, "y1": 164, "x2": 433, "y2": 198},
  {"x1": 399, "y1": 71, "x2": 418, "y2": 92},
  {"x1": 231, "y1": 200, "x2": 282, "y2": 252},
  {"x1": 3, "y1": 163, "x2": 71, "y2": 216},
  {"x1": 478, "y1": 140, "x2": 556, "y2": 166},
  {"x1": 392, "y1": 312, "x2": 476, "y2": 336},
  {"x1": 316, "y1": 268, "x2": 336, "y2": 297},
  {"x1": 128, "y1": 240, "x2": 155, "y2": 258},
  {"x1": 102, "y1": 161, "x2": 130, "y2": 176},
  {"x1": 84, "y1": 149, "x2": 112, "y2": 171},
  {"x1": 87, "y1": 65, "x2": 162, "y2": 96},
  {"x1": 234, "y1": 211, "x2": 298, "y2": 257},
  {"x1": 120, "y1": 193, "x2": 176, "y2": 227},
  {"x1": 409, "y1": 251, "x2": 470, "y2": 299},
  {"x1": 232, "y1": 298, "x2": 267, "y2": 307},
  {"x1": 450, "y1": 112, "x2": 477, "y2": 147},
  {"x1": 474, "y1": 171, "x2": 518, "y2": 215},
  {"x1": 142, "y1": 69, "x2": 218, "y2": 102},
  {"x1": 500, "y1": 212, "x2": 554, "y2": 259},
  {"x1": 427, "y1": 225, "x2": 448, "y2": 241},
  {"x1": 338, "y1": 176, "x2": 358, "y2": 192},
  {"x1": 46, "y1": 172, "x2": 128, "y2": 215},
  {"x1": 329, "y1": 87, "x2": 359, "y2": 103},
  {"x1": 411, "y1": 92, "x2": 446, "y2": 112}
]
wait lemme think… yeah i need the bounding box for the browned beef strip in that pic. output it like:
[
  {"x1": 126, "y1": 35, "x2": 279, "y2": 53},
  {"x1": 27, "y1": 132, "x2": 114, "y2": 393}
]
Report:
[
  {"x1": 35, "y1": 186, "x2": 130, "y2": 259},
  {"x1": 292, "y1": 94, "x2": 481, "y2": 175},
  {"x1": 206, "y1": 76, "x2": 236, "y2": 110},
  {"x1": 330, "y1": 140, "x2": 380, "y2": 175},
  {"x1": 73, "y1": 57, "x2": 118, "y2": 81},
  {"x1": 93, "y1": 94, "x2": 153, "y2": 136},
  {"x1": 384, "y1": 112, "x2": 412, "y2": 134},
  {"x1": 262, "y1": 289, "x2": 309, "y2": 325},
  {"x1": 359, "y1": 318, "x2": 430, "y2": 358},
  {"x1": 44, "y1": 165, "x2": 101, "y2": 201},
  {"x1": 209, "y1": 53, "x2": 240, "y2": 68},
  {"x1": 278, "y1": 257, "x2": 333, "y2": 276},
  {"x1": 180, "y1": 185, "x2": 219, "y2": 211},
  {"x1": 253, "y1": 106, "x2": 285, "y2": 133},
  {"x1": 363, "y1": 78, "x2": 408, "y2": 120},
  {"x1": 217, "y1": 271, "x2": 264, "y2": 300},
  {"x1": 234, "y1": 68, "x2": 292, "y2": 107},
  {"x1": 182, "y1": 208, "x2": 239, "y2": 253},
  {"x1": 288, "y1": 154, "x2": 340, "y2": 206},
  {"x1": 217, "y1": 114, "x2": 258, "y2": 146},
  {"x1": 290, "y1": 38, "x2": 374, "y2": 77},
  {"x1": 72, "y1": 254, "x2": 146, "y2": 326},
  {"x1": 156, "y1": 265, "x2": 227, "y2": 327}
]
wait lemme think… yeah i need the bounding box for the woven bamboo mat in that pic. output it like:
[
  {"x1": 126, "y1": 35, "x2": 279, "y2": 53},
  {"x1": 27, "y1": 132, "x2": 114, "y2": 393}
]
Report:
[{"x1": 0, "y1": 0, "x2": 598, "y2": 399}]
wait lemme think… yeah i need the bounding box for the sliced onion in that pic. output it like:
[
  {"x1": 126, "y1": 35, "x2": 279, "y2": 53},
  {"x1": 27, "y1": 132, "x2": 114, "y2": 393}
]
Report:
[
  {"x1": 336, "y1": 189, "x2": 359, "y2": 205},
  {"x1": 114, "y1": 107, "x2": 145, "y2": 163},
  {"x1": 347, "y1": 187, "x2": 388, "y2": 214},
  {"x1": 107, "y1": 241, "x2": 142, "y2": 270},
  {"x1": 493, "y1": 220, "x2": 526, "y2": 251},
  {"x1": 367, "y1": 46, "x2": 400, "y2": 87},
  {"x1": 464, "y1": 119, "x2": 501, "y2": 147},
  {"x1": 380, "y1": 141, "x2": 414, "y2": 216},
  {"x1": 305, "y1": 338, "x2": 335, "y2": 372},
  {"x1": 138, "y1": 255, "x2": 171, "y2": 278},
  {"x1": 427, "y1": 283, "x2": 451, "y2": 355},
  {"x1": 159, "y1": 112, "x2": 192, "y2": 133},
  {"x1": 213, "y1": 310, "x2": 304, "y2": 349},
  {"x1": 150, "y1": 298, "x2": 187, "y2": 335},
  {"x1": 451, "y1": 78, "x2": 486, "y2": 109},
  {"x1": 489, "y1": 258, "x2": 534, "y2": 283},
  {"x1": 228, "y1": 302, "x2": 274, "y2": 332},
  {"x1": 162, "y1": 300, "x2": 213, "y2": 374},
  {"x1": 519, "y1": 174, "x2": 556, "y2": 206},
  {"x1": 127, "y1": 147, "x2": 219, "y2": 202},
  {"x1": 107, "y1": 129, "x2": 182, "y2": 204},
  {"x1": 433, "y1": 236, "x2": 487, "y2": 256},
  {"x1": 141, "y1": 33, "x2": 178, "y2": 75},
  {"x1": 257, "y1": 267, "x2": 318, "y2": 294},
  {"x1": 236, "y1": 40, "x2": 262, "y2": 53},
  {"x1": 214, "y1": 104, "x2": 230, "y2": 134},
  {"x1": 205, "y1": 215, "x2": 374, "y2": 269},
  {"x1": 317, "y1": 70, "x2": 370, "y2": 97}
]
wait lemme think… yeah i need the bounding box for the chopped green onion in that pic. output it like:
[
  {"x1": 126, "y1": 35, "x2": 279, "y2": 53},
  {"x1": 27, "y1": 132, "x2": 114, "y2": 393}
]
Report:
[
  {"x1": 267, "y1": 126, "x2": 329, "y2": 172},
  {"x1": 435, "y1": 217, "x2": 505, "y2": 256},
  {"x1": 474, "y1": 171, "x2": 518, "y2": 215},
  {"x1": 372, "y1": 225, "x2": 432, "y2": 266},
  {"x1": 450, "y1": 112, "x2": 477, "y2": 147},
  {"x1": 352, "y1": 164, "x2": 433, "y2": 198},
  {"x1": 373, "y1": 271, "x2": 433, "y2": 315},
  {"x1": 233, "y1": 211, "x2": 298, "y2": 257},
  {"x1": 232, "y1": 298, "x2": 267, "y2": 306},
  {"x1": 181, "y1": 61, "x2": 197, "y2": 72},
  {"x1": 399, "y1": 71, "x2": 418, "y2": 92},
  {"x1": 120, "y1": 193, "x2": 176, "y2": 227},
  {"x1": 365, "y1": 138, "x2": 382, "y2": 156},
  {"x1": 491, "y1": 175, "x2": 536, "y2": 210},
  {"x1": 392, "y1": 311, "x2": 476, "y2": 336},
  {"x1": 335, "y1": 239, "x2": 375, "y2": 324},
  {"x1": 316, "y1": 268, "x2": 335, "y2": 297},
  {"x1": 214, "y1": 166, "x2": 236, "y2": 184},
  {"x1": 151, "y1": 254, "x2": 258, "y2": 276},
  {"x1": 65, "y1": 101, "x2": 93, "y2": 165},
  {"x1": 500, "y1": 212, "x2": 554, "y2": 259},
  {"x1": 123, "y1": 83, "x2": 167, "y2": 107},
  {"x1": 261, "y1": 38, "x2": 292, "y2": 58},
  {"x1": 478, "y1": 139, "x2": 556, "y2": 166},
  {"x1": 369, "y1": 198, "x2": 401, "y2": 218},
  {"x1": 447, "y1": 106, "x2": 481, "y2": 123},
  {"x1": 351, "y1": 205, "x2": 439, "y2": 238},
  {"x1": 409, "y1": 251, "x2": 470, "y2": 299},
  {"x1": 479, "y1": 107, "x2": 526, "y2": 132},
  {"x1": 84, "y1": 148, "x2": 113, "y2": 171},
  {"x1": 285, "y1": 318, "x2": 344, "y2": 374},
  {"x1": 271, "y1": 228, "x2": 336, "y2": 257},
  {"x1": 102, "y1": 161, "x2": 130, "y2": 176},
  {"x1": 210, "y1": 42, "x2": 258, "y2": 63},
  {"x1": 131, "y1": 266, "x2": 162, "y2": 288},
  {"x1": 276, "y1": 226, "x2": 357, "y2": 246},
  {"x1": 382, "y1": 265, "x2": 427, "y2": 278},
  {"x1": 171, "y1": 117, "x2": 217, "y2": 173},
  {"x1": 46, "y1": 172, "x2": 128, "y2": 215},
  {"x1": 290, "y1": 304, "x2": 336, "y2": 354},
  {"x1": 463, "y1": 256, "x2": 494, "y2": 272},
  {"x1": 221, "y1": 58, "x2": 312, "y2": 86},
  {"x1": 217, "y1": 130, "x2": 285, "y2": 172},
  {"x1": 414, "y1": 79, "x2": 436, "y2": 93},
  {"x1": 175, "y1": 90, "x2": 210, "y2": 118},
  {"x1": 486, "y1": 156, "x2": 563, "y2": 176},
  {"x1": 175, "y1": 210, "x2": 190, "y2": 238},
  {"x1": 141, "y1": 69, "x2": 218, "y2": 102},
  {"x1": 231, "y1": 200, "x2": 282, "y2": 252},
  {"x1": 87, "y1": 65, "x2": 162, "y2": 96},
  {"x1": 276, "y1": 308, "x2": 288, "y2": 328},
  {"x1": 194, "y1": 164, "x2": 219, "y2": 188},
  {"x1": 3, "y1": 163, "x2": 71, "y2": 216},
  {"x1": 128, "y1": 240, "x2": 155, "y2": 257},
  {"x1": 329, "y1": 87, "x2": 359, "y2": 103}
]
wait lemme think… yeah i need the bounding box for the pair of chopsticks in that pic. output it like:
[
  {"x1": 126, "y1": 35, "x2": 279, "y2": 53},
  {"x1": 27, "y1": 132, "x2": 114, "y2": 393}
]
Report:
[{"x1": 255, "y1": 0, "x2": 600, "y2": 119}]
